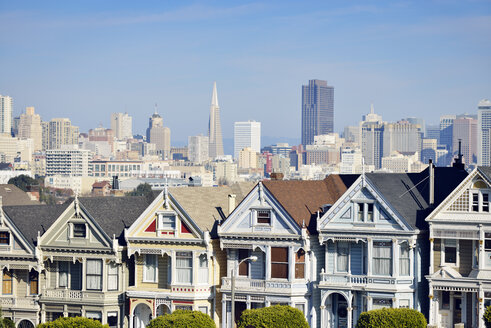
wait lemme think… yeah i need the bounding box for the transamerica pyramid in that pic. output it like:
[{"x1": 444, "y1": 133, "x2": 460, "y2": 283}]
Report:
[{"x1": 208, "y1": 82, "x2": 224, "y2": 158}]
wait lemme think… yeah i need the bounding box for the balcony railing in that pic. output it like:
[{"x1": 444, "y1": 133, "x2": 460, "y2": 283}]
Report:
[
  {"x1": 41, "y1": 289, "x2": 112, "y2": 302},
  {"x1": 0, "y1": 296, "x2": 38, "y2": 308},
  {"x1": 221, "y1": 277, "x2": 300, "y2": 293},
  {"x1": 319, "y1": 273, "x2": 397, "y2": 286}
]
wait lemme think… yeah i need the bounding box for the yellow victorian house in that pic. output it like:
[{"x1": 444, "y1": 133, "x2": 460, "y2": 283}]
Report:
[{"x1": 125, "y1": 183, "x2": 253, "y2": 328}]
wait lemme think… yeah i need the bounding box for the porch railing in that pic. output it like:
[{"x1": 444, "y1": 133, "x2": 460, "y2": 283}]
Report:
[
  {"x1": 319, "y1": 273, "x2": 396, "y2": 286},
  {"x1": 221, "y1": 277, "x2": 298, "y2": 293}
]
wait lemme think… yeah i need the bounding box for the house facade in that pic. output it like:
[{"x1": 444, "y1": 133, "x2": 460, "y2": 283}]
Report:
[{"x1": 426, "y1": 166, "x2": 491, "y2": 328}]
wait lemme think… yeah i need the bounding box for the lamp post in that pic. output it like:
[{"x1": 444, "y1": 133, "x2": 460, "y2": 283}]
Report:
[{"x1": 231, "y1": 255, "x2": 257, "y2": 327}]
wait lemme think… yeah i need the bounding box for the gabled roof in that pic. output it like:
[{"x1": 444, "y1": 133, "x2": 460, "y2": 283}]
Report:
[
  {"x1": 3, "y1": 203, "x2": 70, "y2": 247},
  {"x1": 262, "y1": 174, "x2": 359, "y2": 233},
  {"x1": 0, "y1": 184, "x2": 39, "y2": 205},
  {"x1": 366, "y1": 167, "x2": 468, "y2": 230},
  {"x1": 92, "y1": 181, "x2": 111, "y2": 189},
  {"x1": 477, "y1": 166, "x2": 491, "y2": 182},
  {"x1": 3, "y1": 195, "x2": 156, "y2": 247},
  {"x1": 169, "y1": 182, "x2": 255, "y2": 238},
  {"x1": 78, "y1": 196, "x2": 155, "y2": 244}
]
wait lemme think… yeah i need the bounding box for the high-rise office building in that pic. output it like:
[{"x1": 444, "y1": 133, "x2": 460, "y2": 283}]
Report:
[
  {"x1": 405, "y1": 117, "x2": 425, "y2": 136},
  {"x1": 208, "y1": 82, "x2": 224, "y2": 159},
  {"x1": 301, "y1": 79, "x2": 334, "y2": 146},
  {"x1": 42, "y1": 118, "x2": 79, "y2": 150},
  {"x1": 234, "y1": 121, "x2": 261, "y2": 159},
  {"x1": 18, "y1": 107, "x2": 43, "y2": 151},
  {"x1": 188, "y1": 135, "x2": 209, "y2": 164},
  {"x1": 111, "y1": 112, "x2": 133, "y2": 140},
  {"x1": 0, "y1": 95, "x2": 13, "y2": 135},
  {"x1": 478, "y1": 99, "x2": 491, "y2": 165},
  {"x1": 146, "y1": 110, "x2": 171, "y2": 159},
  {"x1": 440, "y1": 115, "x2": 456, "y2": 158},
  {"x1": 426, "y1": 124, "x2": 440, "y2": 142},
  {"x1": 453, "y1": 116, "x2": 477, "y2": 165}
]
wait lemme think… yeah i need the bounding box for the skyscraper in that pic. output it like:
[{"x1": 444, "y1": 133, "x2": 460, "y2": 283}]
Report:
[
  {"x1": 111, "y1": 112, "x2": 133, "y2": 140},
  {"x1": 208, "y1": 82, "x2": 224, "y2": 158},
  {"x1": 439, "y1": 115, "x2": 456, "y2": 160},
  {"x1": 146, "y1": 109, "x2": 171, "y2": 159},
  {"x1": 478, "y1": 99, "x2": 491, "y2": 165},
  {"x1": 301, "y1": 79, "x2": 334, "y2": 146},
  {"x1": 234, "y1": 121, "x2": 261, "y2": 159},
  {"x1": 188, "y1": 135, "x2": 209, "y2": 164},
  {"x1": 19, "y1": 107, "x2": 42, "y2": 151},
  {"x1": 453, "y1": 115, "x2": 477, "y2": 165},
  {"x1": 42, "y1": 118, "x2": 79, "y2": 150},
  {"x1": 0, "y1": 95, "x2": 13, "y2": 135}
]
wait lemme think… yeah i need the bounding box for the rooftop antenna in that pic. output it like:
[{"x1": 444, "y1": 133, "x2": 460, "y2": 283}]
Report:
[
  {"x1": 154, "y1": 103, "x2": 158, "y2": 115},
  {"x1": 361, "y1": 157, "x2": 366, "y2": 186},
  {"x1": 164, "y1": 177, "x2": 170, "y2": 209}
]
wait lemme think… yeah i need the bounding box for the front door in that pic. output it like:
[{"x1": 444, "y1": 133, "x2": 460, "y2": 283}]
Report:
[
  {"x1": 453, "y1": 295, "x2": 462, "y2": 325},
  {"x1": 336, "y1": 298, "x2": 348, "y2": 328}
]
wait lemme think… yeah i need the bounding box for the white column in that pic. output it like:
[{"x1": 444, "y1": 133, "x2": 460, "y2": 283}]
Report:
[
  {"x1": 265, "y1": 246, "x2": 271, "y2": 280},
  {"x1": 347, "y1": 295, "x2": 353, "y2": 328},
  {"x1": 129, "y1": 311, "x2": 134, "y2": 328},
  {"x1": 479, "y1": 286, "x2": 485, "y2": 328},
  {"x1": 288, "y1": 246, "x2": 294, "y2": 281},
  {"x1": 171, "y1": 251, "x2": 176, "y2": 285},
  {"x1": 319, "y1": 305, "x2": 325, "y2": 328},
  {"x1": 392, "y1": 239, "x2": 398, "y2": 277},
  {"x1": 462, "y1": 292, "x2": 467, "y2": 325},
  {"x1": 429, "y1": 238, "x2": 434, "y2": 274},
  {"x1": 428, "y1": 284, "x2": 435, "y2": 326},
  {"x1": 221, "y1": 299, "x2": 227, "y2": 328},
  {"x1": 81, "y1": 258, "x2": 86, "y2": 291},
  {"x1": 367, "y1": 239, "x2": 372, "y2": 276},
  {"x1": 479, "y1": 225, "x2": 485, "y2": 270}
]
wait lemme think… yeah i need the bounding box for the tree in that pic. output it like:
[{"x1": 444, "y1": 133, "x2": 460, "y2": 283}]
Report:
[
  {"x1": 237, "y1": 305, "x2": 309, "y2": 328},
  {"x1": 7, "y1": 175, "x2": 37, "y2": 192},
  {"x1": 356, "y1": 308, "x2": 427, "y2": 328},
  {"x1": 484, "y1": 305, "x2": 491, "y2": 328},
  {"x1": 37, "y1": 317, "x2": 109, "y2": 328},
  {"x1": 127, "y1": 183, "x2": 153, "y2": 197},
  {"x1": 146, "y1": 310, "x2": 215, "y2": 328}
]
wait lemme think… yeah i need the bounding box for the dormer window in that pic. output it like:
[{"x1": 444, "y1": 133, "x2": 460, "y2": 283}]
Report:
[
  {"x1": 355, "y1": 202, "x2": 375, "y2": 222},
  {"x1": 0, "y1": 232, "x2": 9, "y2": 245},
  {"x1": 471, "y1": 191, "x2": 490, "y2": 212},
  {"x1": 158, "y1": 215, "x2": 175, "y2": 230},
  {"x1": 73, "y1": 224, "x2": 86, "y2": 238},
  {"x1": 257, "y1": 210, "x2": 271, "y2": 225}
]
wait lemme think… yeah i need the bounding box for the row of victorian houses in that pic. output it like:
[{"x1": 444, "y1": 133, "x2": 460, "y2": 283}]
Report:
[{"x1": 1, "y1": 161, "x2": 491, "y2": 328}]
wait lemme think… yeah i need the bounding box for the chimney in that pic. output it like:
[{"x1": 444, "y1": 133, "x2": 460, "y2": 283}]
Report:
[
  {"x1": 112, "y1": 176, "x2": 119, "y2": 190},
  {"x1": 429, "y1": 159, "x2": 434, "y2": 206},
  {"x1": 270, "y1": 172, "x2": 284, "y2": 181},
  {"x1": 228, "y1": 194, "x2": 236, "y2": 215}
]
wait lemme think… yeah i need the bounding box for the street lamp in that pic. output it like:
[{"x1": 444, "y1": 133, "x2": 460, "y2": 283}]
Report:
[{"x1": 231, "y1": 255, "x2": 258, "y2": 327}]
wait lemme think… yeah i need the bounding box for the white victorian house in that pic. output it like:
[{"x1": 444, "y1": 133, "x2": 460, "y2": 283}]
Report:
[{"x1": 426, "y1": 166, "x2": 491, "y2": 328}]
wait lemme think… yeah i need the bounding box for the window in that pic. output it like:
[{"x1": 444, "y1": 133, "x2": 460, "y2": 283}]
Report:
[
  {"x1": 86, "y1": 259, "x2": 102, "y2": 290},
  {"x1": 158, "y1": 215, "x2": 175, "y2": 230},
  {"x1": 355, "y1": 203, "x2": 375, "y2": 222},
  {"x1": 356, "y1": 204, "x2": 363, "y2": 221},
  {"x1": 176, "y1": 252, "x2": 192, "y2": 284},
  {"x1": 295, "y1": 303, "x2": 305, "y2": 315},
  {"x1": 86, "y1": 312, "x2": 102, "y2": 322},
  {"x1": 144, "y1": 254, "x2": 157, "y2": 282},
  {"x1": 238, "y1": 249, "x2": 250, "y2": 276},
  {"x1": 295, "y1": 249, "x2": 305, "y2": 279},
  {"x1": 471, "y1": 191, "x2": 490, "y2": 212},
  {"x1": 107, "y1": 312, "x2": 118, "y2": 328},
  {"x1": 473, "y1": 193, "x2": 479, "y2": 211},
  {"x1": 484, "y1": 193, "x2": 490, "y2": 212},
  {"x1": 2, "y1": 271, "x2": 12, "y2": 294},
  {"x1": 372, "y1": 298, "x2": 393, "y2": 309},
  {"x1": 73, "y1": 224, "x2": 86, "y2": 238},
  {"x1": 198, "y1": 306, "x2": 208, "y2": 315},
  {"x1": 367, "y1": 203, "x2": 374, "y2": 222},
  {"x1": 444, "y1": 239, "x2": 457, "y2": 265},
  {"x1": 58, "y1": 262, "x2": 69, "y2": 288},
  {"x1": 486, "y1": 233, "x2": 491, "y2": 251},
  {"x1": 373, "y1": 241, "x2": 392, "y2": 276},
  {"x1": 198, "y1": 254, "x2": 208, "y2": 283},
  {"x1": 175, "y1": 305, "x2": 192, "y2": 311},
  {"x1": 0, "y1": 232, "x2": 9, "y2": 245},
  {"x1": 400, "y1": 243, "x2": 410, "y2": 276},
  {"x1": 336, "y1": 242, "x2": 349, "y2": 273},
  {"x1": 271, "y1": 247, "x2": 289, "y2": 279},
  {"x1": 107, "y1": 262, "x2": 118, "y2": 291},
  {"x1": 257, "y1": 210, "x2": 271, "y2": 224},
  {"x1": 29, "y1": 270, "x2": 38, "y2": 295},
  {"x1": 399, "y1": 299, "x2": 410, "y2": 308},
  {"x1": 441, "y1": 291, "x2": 450, "y2": 309}
]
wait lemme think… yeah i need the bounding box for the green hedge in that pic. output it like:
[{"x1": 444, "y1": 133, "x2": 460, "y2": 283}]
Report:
[
  {"x1": 3, "y1": 318, "x2": 15, "y2": 328},
  {"x1": 146, "y1": 310, "x2": 215, "y2": 328},
  {"x1": 237, "y1": 305, "x2": 308, "y2": 328},
  {"x1": 37, "y1": 317, "x2": 109, "y2": 328},
  {"x1": 484, "y1": 305, "x2": 491, "y2": 328},
  {"x1": 355, "y1": 308, "x2": 426, "y2": 328}
]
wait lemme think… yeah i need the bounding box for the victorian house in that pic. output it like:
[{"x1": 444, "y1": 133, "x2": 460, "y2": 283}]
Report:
[
  {"x1": 125, "y1": 184, "x2": 252, "y2": 328},
  {"x1": 426, "y1": 166, "x2": 491, "y2": 328},
  {"x1": 218, "y1": 175, "x2": 358, "y2": 328}
]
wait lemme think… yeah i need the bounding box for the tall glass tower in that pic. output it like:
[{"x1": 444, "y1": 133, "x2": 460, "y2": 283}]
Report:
[
  {"x1": 478, "y1": 99, "x2": 491, "y2": 166},
  {"x1": 301, "y1": 80, "x2": 334, "y2": 146}
]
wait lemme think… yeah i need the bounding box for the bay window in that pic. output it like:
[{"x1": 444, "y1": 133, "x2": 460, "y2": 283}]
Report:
[
  {"x1": 373, "y1": 241, "x2": 392, "y2": 276},
  {"x1": 271, "y1": 247, "x2": 289, "y2": 279},
  {"x1": 176, "y1": 252, "x2": 192, "y2": 284},
  {"x1": 399, "y1": 243, "x2": 410, "y2": 276},
  {"x1": 238, "y1": 249, "x2": 250, "y2": 276},
  {"x1": 2, "y1": 270, "x2": 12, "y2": 294},
  {"x1": 107, "y1": 262, "x2": 118, "y2": 291},
  {"x1": 336, "y1": 242, "x2": 349, "y2": 273},
  {"x1": 86, "y1": 259, "x2": 102, "y2": 290},
  {"x1": 144, "y1": 254, "x2": 157, "y2": 282},
  {"x1": 198, "y1": 254, "x2": 208, "y2": 283},
  {"x1": 295, "y1": 249, "x2": 305, "y2": 279},
  {"x1": 29, "y1": 270, "x2": 38, "y2": 295},
  {"x1": 444, "y1": 239, "x2": 457, "y2": 265}
]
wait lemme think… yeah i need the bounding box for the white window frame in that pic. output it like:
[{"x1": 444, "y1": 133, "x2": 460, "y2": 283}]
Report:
[
  {"x1": 107, "y1": 262, "x2": 119, "y2": 291},
  {"x1": 175, "y1": 252, "x2": 193, "y2": 284},
  {"x1": 353, "y1": 201, "x2": 376, "y2": 223},
  {"x1": 143, "y1": 254, "x2": 158, "y2": 283},
  {"x1": 399, "y1": 242, "x2": 411, "y2": 276},
  {"x1": 442, "y1": 239, "x2": 459, "y2": 267},
  {"x1": 372, "y1": 241, "x2": 392, "y2": 276},
  {"x1": 470, "y1": 190, "x2": 491, "y2": 213},
  {"x1": 335, "y1": 242, "x2": 349, "y2": 273},
  {"x1": 86, "y1": 259, "x2": 103, "y2": 291}
]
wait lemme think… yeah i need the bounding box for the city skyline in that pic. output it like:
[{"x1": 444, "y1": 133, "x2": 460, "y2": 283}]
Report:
[{"x1": 1, "y1": 1, "x2": 490, "y2": 143}]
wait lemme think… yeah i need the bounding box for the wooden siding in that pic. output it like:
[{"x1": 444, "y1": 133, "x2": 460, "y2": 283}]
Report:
[
  {"x1": 16, "y1": 269, "x2": 27, "y2": 296},
  {"x1": 459, "y1": 239, "x2": 473, "y2": 276},
  {"x1": 350, "y1": 242, "x2": 363, "y2": 275}
]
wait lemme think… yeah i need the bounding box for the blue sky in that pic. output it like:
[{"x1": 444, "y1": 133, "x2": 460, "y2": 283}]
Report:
[{"x1": 1, "y1": 0, "x2": 490, "y2": 145}]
